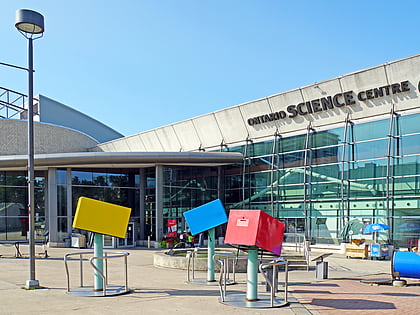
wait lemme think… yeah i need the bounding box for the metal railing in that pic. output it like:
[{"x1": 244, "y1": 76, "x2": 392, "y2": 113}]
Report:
[
  {"x1": 214, "y1": 253, "x2": 247, "y2": 301},
  {"x1": 259, "y1": 259, "x2": 289, "y2": 307},
  {"x1": 64, "y1": 251, "x2": 129, "y2": 296},
  {"x1": 284, "y1": 232, "x2": 310, "y2": 271},
  {"x1": 186, "y1": 248, "x2": 234, "y2": 282},
  {"x1": 214, "y1": 254, "x2": 289, "y2": 307},
  {"x1": 0, "y1": 86, "x2": 39, "y2": 119}
]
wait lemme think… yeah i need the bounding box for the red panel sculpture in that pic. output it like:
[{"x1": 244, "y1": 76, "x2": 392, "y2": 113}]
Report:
[{"x1": 224, "y1": 209, "x2": 285, "y2": 256}]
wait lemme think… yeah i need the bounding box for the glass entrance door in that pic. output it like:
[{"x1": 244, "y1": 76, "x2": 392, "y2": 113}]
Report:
[{"x1": 103, "y1": 222, "x2": 135, "y2": 248}]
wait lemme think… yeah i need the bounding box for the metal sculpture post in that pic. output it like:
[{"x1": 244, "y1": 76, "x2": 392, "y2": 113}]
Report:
[
  {"x1": 71, "y1": 197, "x2": 131, "y2": 295},
  {"x1": 224, "y1": 209, "x2": 287, "y2": 308},
  {"x1": 246, "y1": 248, "x2": 258, "y2": 301},
  {"x1": 207, "y1": 227, "x2": 215, "y2": 281},
  {"x1": 183, "y1": 199, "x2": 228, "y2": 283},
  {"x1": 93, "y1": 233, "x2": 104, "y2": 291}
]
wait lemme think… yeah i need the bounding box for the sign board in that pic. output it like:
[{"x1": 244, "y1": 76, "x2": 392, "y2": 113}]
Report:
[
  {"x1": 73, "y1": 197, "x2": 131, "y2": 238},
  {"x1": 167, "y1": 219, "x2": 177, "y2": 238}
]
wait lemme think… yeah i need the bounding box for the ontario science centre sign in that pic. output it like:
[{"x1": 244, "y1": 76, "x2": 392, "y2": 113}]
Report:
[{"x1": 247, "y1": 80, "x2": 411, "y2": 126}]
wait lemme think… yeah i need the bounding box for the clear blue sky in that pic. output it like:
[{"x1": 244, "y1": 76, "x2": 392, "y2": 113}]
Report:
[{"x1": 1, "y1": 1, "x2": 419, "y2": 136}]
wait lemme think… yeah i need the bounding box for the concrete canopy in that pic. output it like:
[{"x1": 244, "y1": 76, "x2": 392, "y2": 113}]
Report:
[{"x1": 0, "y1": 151, "x2": 243, "y2": 170}]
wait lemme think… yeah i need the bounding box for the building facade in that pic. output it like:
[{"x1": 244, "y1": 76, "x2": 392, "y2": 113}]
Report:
[{"x1": 1, "y1": 54, "x2": 419, "y2": 248}]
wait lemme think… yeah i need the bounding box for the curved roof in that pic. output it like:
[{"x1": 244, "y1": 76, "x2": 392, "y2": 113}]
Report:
[{"x1": 0, "y1": 151, "x2": 243, "y2": 170}]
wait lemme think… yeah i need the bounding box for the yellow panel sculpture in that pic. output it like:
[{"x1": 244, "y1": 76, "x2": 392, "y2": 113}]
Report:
[{"x1": 73, "y1": 197, "x2": 131, "y2": 238}]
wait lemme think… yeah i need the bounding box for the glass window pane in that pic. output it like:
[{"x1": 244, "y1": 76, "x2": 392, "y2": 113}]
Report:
[
  {"x1": 348, "y1": 179, "x2": 386, "y2": 197},
  {"x1": 311, "y1": 145, "x2": 340, "y2": 165},
  {"x1": 93, "y1": 172, "x2": 108, "y2": 186},
  {"x1": 278, "y1": 169, "x2": 305, "y2": 185},
  {"x1": 354, "y1": 140, "x2": 388, "y2": 160},
  {"x1": 72, "y1": 171, "x2": 93, "y2": 185},
  {"x1": 311, "y1": 182, "x2": 341, "y2": 199},
  {"x1": 352, "y1": 119, "x2": 389, "y2": 141},
  {"x1": 348, "y1": 159, "x2": 387, "y2": 179},
  {"x1": 393, "y1": 156, "x2": 420, "y2": 176},
  {"x1": 311, "y1": 164, "x2": 341, "y2": 182},
  {"x1": 57, "y1": 185, "x2": 67, "y2": 216},
  {"x1": 5, "y1": 172, "x2": 27, "y2": 186},
  {"x1": 56, "y1": 169, "x2": 67, "y2": 185},
  {"x1": 250, "y1": 171, "x2": 272, "y2": 187},
  {"x1": 279, "y1": 135, "x2": 306, "y2": 152},
  {"x1": 278, "y1": 151, "x2": 305, "y2": 168},
  {"x1": 400, "y1": 113, "x2": 420, "y2": 135},
  {"x1": 393, "y1": 177, "x2": 420, "y2": 195},
  {"x1": 401, "y1": 134, "x2": 420, "y2": 156},
  {"x1": 250, "y1": 140, "x2": 274, "y2": 156},
  {"x1": 312, "y1": 128, "x2": 343, "y2": 148}
]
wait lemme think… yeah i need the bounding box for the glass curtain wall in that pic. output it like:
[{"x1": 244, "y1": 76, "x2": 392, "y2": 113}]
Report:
[
  {"x1": 223, "y1": 112, "x2": 420, "y2": 246},
  {"x1": 56, "y1": 168, "x2": 140, "y2": 242},
  {"x1": 0, "y1": 171, "x2": 45, "y2": 241},
  {"x1": 162, "y1": 166, "x2": 218, "y2": 235}
]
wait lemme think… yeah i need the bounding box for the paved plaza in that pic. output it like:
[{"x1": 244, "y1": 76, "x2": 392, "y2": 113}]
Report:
[{"x1": 0, "y1": 245, "x2": 419, "y2": 314}]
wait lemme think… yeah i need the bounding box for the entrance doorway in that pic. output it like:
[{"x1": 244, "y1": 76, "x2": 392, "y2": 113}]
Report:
[{"x1": 103, "y1": 222, "x2": 135, "y2": 248}]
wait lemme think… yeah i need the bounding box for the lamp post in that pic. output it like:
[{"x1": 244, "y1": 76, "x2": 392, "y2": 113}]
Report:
[{"x1": 15, "y1": 9, "x2": 45, "y2": 289}]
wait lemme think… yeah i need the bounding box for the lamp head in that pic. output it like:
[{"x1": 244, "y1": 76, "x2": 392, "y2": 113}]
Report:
[{"x1": 15, "y1": 9, "x2": 44, "y2": 36}]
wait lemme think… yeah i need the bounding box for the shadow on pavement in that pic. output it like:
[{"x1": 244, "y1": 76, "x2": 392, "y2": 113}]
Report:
[{"x1": 311, "y1": 298, "x2": 396, "y2": 310}]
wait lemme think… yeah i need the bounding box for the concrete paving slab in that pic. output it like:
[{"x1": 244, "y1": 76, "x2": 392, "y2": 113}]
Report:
[{"x1": 0, "y1": 246, "x2": 417, "y2": 314}]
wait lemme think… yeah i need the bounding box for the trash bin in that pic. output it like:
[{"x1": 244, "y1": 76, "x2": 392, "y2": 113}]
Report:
[
  {"x1": 316, "y1": 261, "x2": 328, "y2": 279},
  {"x1": 312, "y1": 253, "x2": 332, "y2": 279}
]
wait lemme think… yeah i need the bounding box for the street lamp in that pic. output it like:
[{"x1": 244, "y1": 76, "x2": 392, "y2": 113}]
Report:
[{"x1": 15, "y1": 9, "x2": 45, "y2": 289}]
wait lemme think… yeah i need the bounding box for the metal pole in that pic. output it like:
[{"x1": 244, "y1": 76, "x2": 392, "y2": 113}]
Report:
[
  {"x1": 94, "y1": 233, "x2": 104, "y2": 291},
  {"x1": 246, "y1": 248, "x2": 258, "y2": 301},
  {"x1": 26, "y1": 37, "x2": 39, "y2": 289},
  {"x1": 207, "y1": 228, "x2": 215, "y2": 281}
]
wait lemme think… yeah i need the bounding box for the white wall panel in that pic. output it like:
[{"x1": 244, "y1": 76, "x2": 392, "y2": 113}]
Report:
[
  {"x1": 340, "y1": 66, "x2": 390, "y2": 120},
  {"x1": 155, "y1": 126, "x2": 182, "y2": 151},
  {"x1": 264, "y1": 89, "x2": 306, "y2": 135},
  {"x1": 386, "y1": 56, "x2": 420, "y2": 112},
  {"x1": 139, "y1": 131, "x2": 163, "y2": 151},
  {"x1": 299, "y1": 79, "x2": 346, "y2": 128},
  {"x1": 124, "y1": 135, "x2": 146, "y2": 151},
  {"x1": 192, "y1": 114, "x2": 223, "y2": 149},
  {"x1": 111, "y1": 139, "x2": 131, "y2": 152},
  {"x1": 95, "y1": 55, "x2": 420, "y2": 151},
  {"x1": 239, "y1": 98, "x2": 275, "y2": 139},
  {"x1": 214, "y1": 107, "x2": 248, "y2": 144},
  {"x1": 172, "y1": 120, "x2": 201, "y2": 151}
]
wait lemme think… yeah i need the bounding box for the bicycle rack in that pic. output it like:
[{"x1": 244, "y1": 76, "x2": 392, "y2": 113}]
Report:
[
  {"x1": 186, "y1": 248, "x2": 234, "y2": 285},
  {"x1": 216, "y1": 255, "x2": 289, "y2": 308},
  {"x1": 64, "y1": 251, "x2": 130, "y2": 297},
  {"x1": 214, "y1": 254, "x2": 248, "y2": 301}
]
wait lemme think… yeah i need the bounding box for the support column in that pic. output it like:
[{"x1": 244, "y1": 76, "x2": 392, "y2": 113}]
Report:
[
  {"x1": 340, "y1": 114, "x2": 351, "y2": 237},
  {"x1": 207, "y1": 227, "x2": 215, "y2": 282},
  {"x1": 47, "y1": 168, "x2": 58, "y2": 244},
  {"x1": 66, "y1": 168, "x2": 72, "y2": 241},
  {"x1": 94, "y1": 233, "x2": 104, "y2": 291},
  {"x1": 139, "y1": 168, "x2": 145, "y2": 240},
  {"x1": 155, "y1": 166, "x2": 164, "y2": 242},
  {"x1": 246, "y1": 248, "x2": 258, "y2": 301},
  {"x1": 303, "y1": 123, "x2": 313, "y2": 240}
]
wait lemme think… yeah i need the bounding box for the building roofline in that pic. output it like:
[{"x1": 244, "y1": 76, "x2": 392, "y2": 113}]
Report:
[{"x1": 0, "y1": 151, "x2": 243, "y2": 170}]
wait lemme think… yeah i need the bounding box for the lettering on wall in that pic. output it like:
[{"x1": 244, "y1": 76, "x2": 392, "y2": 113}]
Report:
[{"x1": 247, "y1": 80, "x2": 411, "y2": 126}]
